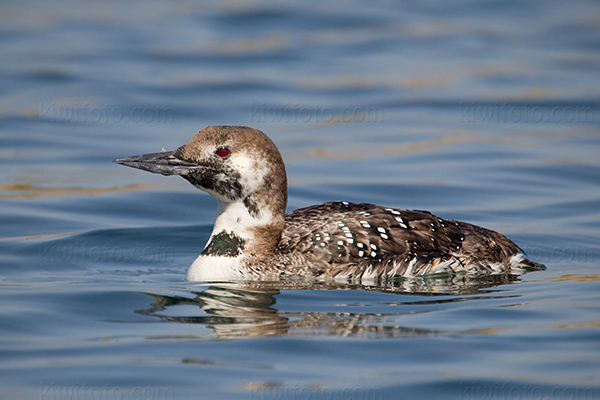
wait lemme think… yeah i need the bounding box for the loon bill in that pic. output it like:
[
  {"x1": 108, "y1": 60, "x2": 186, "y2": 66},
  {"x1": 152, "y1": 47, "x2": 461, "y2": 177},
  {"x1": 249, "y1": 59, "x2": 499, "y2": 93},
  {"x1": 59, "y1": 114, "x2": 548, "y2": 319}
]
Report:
[{"x1": 114, "y1": 125, "x2": 544, "y2": 282}]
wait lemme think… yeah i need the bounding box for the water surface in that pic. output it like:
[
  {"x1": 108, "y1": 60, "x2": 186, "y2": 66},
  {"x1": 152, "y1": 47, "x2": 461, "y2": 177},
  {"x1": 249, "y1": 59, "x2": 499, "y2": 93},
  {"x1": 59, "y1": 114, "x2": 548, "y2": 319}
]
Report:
[{"x1": 1, "y1": 1, "x2": 600, "y2": 399}]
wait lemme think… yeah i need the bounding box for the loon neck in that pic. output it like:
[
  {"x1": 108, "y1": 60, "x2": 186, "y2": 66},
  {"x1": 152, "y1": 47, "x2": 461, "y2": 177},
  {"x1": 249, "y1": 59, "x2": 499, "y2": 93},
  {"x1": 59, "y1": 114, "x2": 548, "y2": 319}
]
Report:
[{"x1": 204, "y1": 198, "x2": 285, "y2": 258}]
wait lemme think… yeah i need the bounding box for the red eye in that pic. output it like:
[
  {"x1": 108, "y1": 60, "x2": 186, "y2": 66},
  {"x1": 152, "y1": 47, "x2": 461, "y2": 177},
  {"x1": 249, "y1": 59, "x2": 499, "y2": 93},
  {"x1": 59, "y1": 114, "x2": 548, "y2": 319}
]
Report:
[{"x1": 216, "y1": 148, "x2": 230, "y2": 158}]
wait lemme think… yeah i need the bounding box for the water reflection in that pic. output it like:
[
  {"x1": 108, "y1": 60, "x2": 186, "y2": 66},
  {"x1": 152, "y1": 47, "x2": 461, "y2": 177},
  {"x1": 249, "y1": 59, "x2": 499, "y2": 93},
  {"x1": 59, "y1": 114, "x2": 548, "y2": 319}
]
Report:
[{"x1": 137, "y1": 275, "x2": 519, "y2": 340}]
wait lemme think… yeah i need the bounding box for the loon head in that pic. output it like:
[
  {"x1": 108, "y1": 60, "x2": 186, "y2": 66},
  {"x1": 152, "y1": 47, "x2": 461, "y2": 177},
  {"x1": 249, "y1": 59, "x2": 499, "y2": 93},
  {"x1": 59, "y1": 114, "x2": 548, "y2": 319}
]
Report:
[{"x1": 115, "y1": 126, "x2": 288, "y2": 279}]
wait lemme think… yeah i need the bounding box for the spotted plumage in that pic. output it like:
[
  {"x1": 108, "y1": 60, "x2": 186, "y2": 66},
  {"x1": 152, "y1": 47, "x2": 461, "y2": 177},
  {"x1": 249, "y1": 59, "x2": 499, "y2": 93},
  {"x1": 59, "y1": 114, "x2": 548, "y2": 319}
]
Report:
[
  {"x1": 273, "y1": 201, "x2": 542, "y2": 280},
  {"x1": 114, "y1": 125, "x2": 544, "y2": 282}
]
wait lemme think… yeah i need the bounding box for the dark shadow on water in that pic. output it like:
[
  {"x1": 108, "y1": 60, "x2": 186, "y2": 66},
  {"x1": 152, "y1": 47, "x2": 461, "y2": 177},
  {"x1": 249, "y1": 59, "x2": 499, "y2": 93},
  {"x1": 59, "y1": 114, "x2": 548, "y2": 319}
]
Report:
[{"x1": 136, "y1": 274, "x2": 521, "y2": 340}]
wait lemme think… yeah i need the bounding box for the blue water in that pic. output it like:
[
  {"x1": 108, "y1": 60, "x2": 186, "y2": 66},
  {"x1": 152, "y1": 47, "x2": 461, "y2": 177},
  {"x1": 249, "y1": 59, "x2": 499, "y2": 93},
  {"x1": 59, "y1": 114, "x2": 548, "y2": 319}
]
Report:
[{"x1": 2, "y1": 1, "x2": 600, "y2": 399}]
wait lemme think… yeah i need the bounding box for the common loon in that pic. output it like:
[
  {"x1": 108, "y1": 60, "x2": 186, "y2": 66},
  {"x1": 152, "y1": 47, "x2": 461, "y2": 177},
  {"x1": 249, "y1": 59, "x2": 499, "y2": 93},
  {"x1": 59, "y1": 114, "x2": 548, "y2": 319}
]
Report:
[{"x1": 115, "y1": 125, "x2": 544, "y2": 282}]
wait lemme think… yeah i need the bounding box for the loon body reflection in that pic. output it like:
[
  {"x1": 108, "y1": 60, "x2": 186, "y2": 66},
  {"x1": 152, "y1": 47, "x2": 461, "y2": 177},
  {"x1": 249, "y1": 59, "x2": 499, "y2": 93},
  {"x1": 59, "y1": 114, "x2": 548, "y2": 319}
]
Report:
[{"x1": 114, "y1": 126, "x2": 544, "y2": 282}]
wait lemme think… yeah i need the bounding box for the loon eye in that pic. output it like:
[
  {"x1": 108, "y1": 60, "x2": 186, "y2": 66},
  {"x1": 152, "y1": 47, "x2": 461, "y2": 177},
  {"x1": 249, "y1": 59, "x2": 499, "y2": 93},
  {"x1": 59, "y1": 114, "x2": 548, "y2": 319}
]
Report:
[{"x1": 215, "y1": 148, "x2": 230, "y2": 158}]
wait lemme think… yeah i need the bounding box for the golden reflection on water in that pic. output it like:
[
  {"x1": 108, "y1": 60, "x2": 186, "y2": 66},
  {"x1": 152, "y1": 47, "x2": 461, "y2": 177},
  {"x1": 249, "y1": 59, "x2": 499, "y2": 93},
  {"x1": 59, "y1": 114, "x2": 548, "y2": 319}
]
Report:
[
  {"x1": 549, "y1": 274, "x2": 600, "y2": 282},
  {"x1": 283, "y1": 130, "x2": 519, "y2": 161},
  {"x1": 0, "y1": 182, "x2": 152, "y2": 200}
]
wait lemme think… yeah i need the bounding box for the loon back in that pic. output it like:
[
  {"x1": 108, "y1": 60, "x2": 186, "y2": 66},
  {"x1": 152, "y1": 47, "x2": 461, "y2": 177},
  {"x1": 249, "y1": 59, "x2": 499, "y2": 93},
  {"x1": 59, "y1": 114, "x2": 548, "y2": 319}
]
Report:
[{"x1": 275, "y1": 201, "x2": 542, "y2": 281}]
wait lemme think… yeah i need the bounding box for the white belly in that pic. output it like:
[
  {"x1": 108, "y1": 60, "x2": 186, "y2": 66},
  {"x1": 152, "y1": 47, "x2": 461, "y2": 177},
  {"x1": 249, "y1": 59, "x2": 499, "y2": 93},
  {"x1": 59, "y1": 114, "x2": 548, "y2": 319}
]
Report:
[{"x1": 186, "y1": 255, "x2": 245, "y2": 281}]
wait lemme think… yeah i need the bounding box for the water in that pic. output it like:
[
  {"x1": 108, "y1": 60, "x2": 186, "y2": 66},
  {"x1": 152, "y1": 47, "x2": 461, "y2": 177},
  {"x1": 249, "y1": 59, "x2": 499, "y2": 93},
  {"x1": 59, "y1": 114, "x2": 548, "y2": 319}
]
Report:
[{"x1": 1, "y1": 0, "x2": 600, "y2": 399}]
